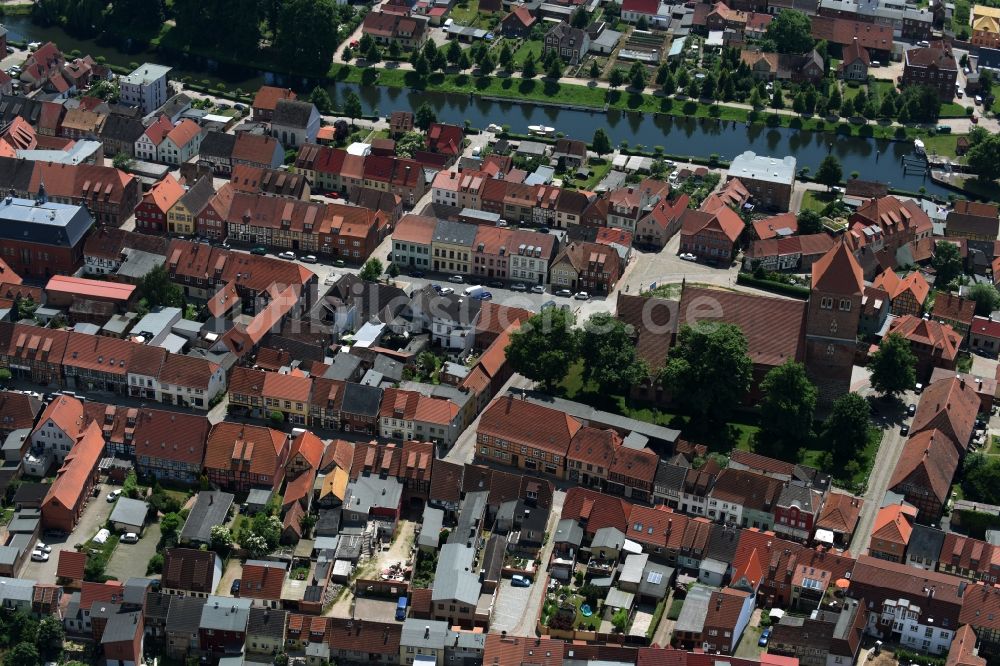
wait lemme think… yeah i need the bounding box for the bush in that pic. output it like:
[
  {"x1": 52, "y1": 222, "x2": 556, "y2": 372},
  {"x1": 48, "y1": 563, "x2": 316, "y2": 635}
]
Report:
[{"x1": 146, "y1": 553, "x2": 164, "y2": 574}]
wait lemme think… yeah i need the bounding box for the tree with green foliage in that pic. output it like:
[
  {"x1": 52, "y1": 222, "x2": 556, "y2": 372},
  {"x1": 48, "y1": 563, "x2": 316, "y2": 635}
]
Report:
[
  {"x1": 122, "y1": 470, "x2": 140, "y2": 499},
  {"x1": 547, "y1": 57, "x2": 564, "y2": 80},
  {"x1": 592, "y1": 128, "x2": 612, "y2": 157},
  {"x1": 309, "y1": 86, "x2": 334, "y2": 114},
  {"x1": 447, "y1": 40, "x2": 462, "y2": 65},
  {"x1": 240, "y1": 514, "x2": 282, "y2": 558},
  {"x1": 967, "y1": 133, "x2": 1000, "y2": 182},
  {"x1": 112, "y1": 152, "x2": 133, "y2": 171},
  {"x1": 815, "y1": 155, "x2": 843, "y2": 190},
  {"x1": 963, "y1": 453, "x2": 1000, "y2": 504},
  {"x1": 273, "y1": 0, "x2": 338, "y2": 75},
  {"x1": 505, "y1": 308, "x2": 579, "y2": 391},
  {"x1": 36, "y1": 616, "x2": 63, "y2": 662},
  {"x1": 479, "y1": 52, "x2": 496, "y2": 76},
  {"x1": 609, "y1": 68, "x2": 625, "y2": 88},
  {"x1": 415, "y1": 103, "x2": 437, "y2": 131},
  {"x1": 771, "y1": 85, "x2": 784, "y2": 110},
  {"x1": 146, "y1": 553, "x2": 164, "y2": 574},
  {"x1": 589, "y1": 60, "x2": 601, "y2": 79},
  {"x1": 797, "y1": 209, "x2": 823, "y2": 235},
  {"x1": 822, "y1": 392, "x2": 871, "y2": 467},
  {"x1": 932, "y1": 240, "x2": 964, "y2": 287},
  {"x1": 6, "y1": 642, "x2": 38, "y2": 666},
  {"x1": 967, "y1": 283, "x2": 1000, "y2": 316},
  {"x1": 499, "y1": 43, "x2": 514, "y2": 69},
  {"x1": 765, "y1": 10, "x2": 814, "y2": 53},
  {"x1": 579, "y1": 313, "x2": 648, "y2": 392},
  {"x1": 343, "y1": 90, "x2": 363, "y2": 125},
  {"x1": 571, "y1": 7, "x2": 589, "y2": 27},
  {"x1": 359, "y1": 258, "x2": 383, "y2": 281},
  {"x1": 612, "y1": 608, "x2": 629, "y2": 633},
  {"x1": 661, "y1": 323, "x2": 752, "y2": 423},
  {"x1": 522, "y1": 53, "x2": 538, "y2": 79},
  {"x1": 869, "y1": 332, "x2": 917, "y2": 398},
  {"x1": 628, "y1": 62, "x2": 647, "y2": 91},
  {"x1": 160, "y1": 512, "x2": 182, "y2": 541},
  {"x1": 395, "y1": 131, "x2": 426, "y2": 159},
  {"x1": 757, "y1": 361, "x2": 817, "y2": 458},
  {"x1": 138, "y1": 264, "x2": 184, "y2": 309}
]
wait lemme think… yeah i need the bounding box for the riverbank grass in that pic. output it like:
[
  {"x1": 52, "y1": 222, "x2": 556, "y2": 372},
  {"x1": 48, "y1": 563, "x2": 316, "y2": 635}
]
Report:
[{"x1": 801, "y1": 190, "x2": 836, "y2": 213}]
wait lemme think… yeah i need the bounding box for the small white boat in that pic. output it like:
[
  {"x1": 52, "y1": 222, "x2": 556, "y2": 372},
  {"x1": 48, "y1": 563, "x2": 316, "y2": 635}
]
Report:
[
  {"x1": 913, "y1": 138, "x2": 926, "y2": 155},
  {"x1": 528, "y1": 125, "x2": 555, "y2": 136}
]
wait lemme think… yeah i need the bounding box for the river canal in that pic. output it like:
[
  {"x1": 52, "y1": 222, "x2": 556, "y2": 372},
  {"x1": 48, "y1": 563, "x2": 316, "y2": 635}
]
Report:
[{"x1": 2, "y1": 15, "x2": 949, "y2": 196}]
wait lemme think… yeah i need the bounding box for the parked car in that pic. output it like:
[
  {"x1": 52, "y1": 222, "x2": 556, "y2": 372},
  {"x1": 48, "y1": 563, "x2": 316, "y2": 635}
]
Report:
[
  {"x1": 278, "y1": 251, "x2": 296, "y2": 261},
  {"x1": 510, "y1": 283, "x2": 528, "y2": 292},
  {"x1": 556, "y1": 289, "x2": 572, "y2": 297},
  {"x1": 901, "y1": 424, "x2": 910, "y2": 436},
  {"x1": 448, "y1": 275, "x2": 464, "y2": 284},
  {"x1": 531, "y1": 285, "x2": 546, "y2": 294},
  {"x1": 907, "y1": 404, "x2": 916, "y2": 416},
  {"x1": 574, "y1": 291, "x2": 589, "y2": 300},
  {"x1": 759, "y1": 628, "x2": 771, "y2": 647},
  {"x1": 472, "y1": 291, "x2": 493, "y2": 300},
  {"x1": 4, "y1": 47, "x2": 12, "y2": 55},
  {"x1": 106, "y1": 489, "x2": 122, "y2": 503},
  {"x1": 439, "y1": 287, "x2": 455, "y2": 296},
  {"x1": 488, "y1": 280, "x2": 504, "y2": 288},
  {"x1": 250, "y1": 246, "x2": 268, "y2": 256},
  {"x1": 30, "y1": 551, "x2": 48, "y2": 562},
  {"x1": 680, "y1": 252, "x2": 697, "y2": 261},
  {"x1": 34, "y1": 543, "x2": 51, "y2": 554},
  {"x1": 410, "y1": 269, "x2": 426, "y2": 278},
  {"x1": 511, "y1": 575, "x2": 532, "y2": 588},
  {"x1": 120, "y1": 533, "x2": 139, "y2": 544},
  {"x1": 231, "y1": 579, "x2": 241, "y2": 595},
  {"x1": 300, "y1": 255, "x2": 318, "y2": 264}
]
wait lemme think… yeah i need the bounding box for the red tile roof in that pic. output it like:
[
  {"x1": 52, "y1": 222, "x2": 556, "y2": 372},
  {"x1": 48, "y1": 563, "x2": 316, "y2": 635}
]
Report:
[
  {"x1": 889, "y1": 428, "x2": 960, "y2": 506},
  {"x1": 812, "y1": 241, "x2": 863, "y2": 295},
  {"x1": 478, "y1": 395, "x2": 582, "y2": 457},
  {"x1": 204, "y1": 422, "x2": 288, "y2": 481},
  {"x1": 910, "y1": 375, "x2": 980, "y2": 453},
  {"x1": 252, "y1": 86, "x2": 296, "y2": 113},
  {"x1": 815, "y1": 492, "x2": 863, "y2": 535},
  {"x1": 43, "y1": 422, "x2": 104, "y2": 517},
  {"x1": 871, "y1": 503, "x2": 917, "y2": 545},
  {"x1": 57, "y1": 549, "x2": 86, "y2": 580},
  {"x1": 561, "y1": 487, "x2": 632, "y2": 534},
  {"x1": 241, "y1": 560, "x2": 286, "y2": 600},
  {"x1": 483, "y1": 634, "x2": 564, "y2": 666}
]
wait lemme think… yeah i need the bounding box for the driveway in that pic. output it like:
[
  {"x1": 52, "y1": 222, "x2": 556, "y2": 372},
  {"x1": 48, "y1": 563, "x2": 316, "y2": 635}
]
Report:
[
  {"x1": 217, "y1": 558, "x2": 243, "y2": 596},
  {"x1": 491, "y1": 579, "x2": 534, "y2": 634},
  {"x1": 106, "y1": 522, "x2": 162, "y2": 581},
  {"x1": 22, "y1": 482, "x2": 117, "y2": 583}
]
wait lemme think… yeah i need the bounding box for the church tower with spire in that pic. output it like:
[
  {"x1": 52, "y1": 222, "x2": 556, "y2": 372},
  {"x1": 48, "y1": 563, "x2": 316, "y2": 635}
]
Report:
[{"x1": 805, "y1": 242, "x2": 864, "y2": 405}]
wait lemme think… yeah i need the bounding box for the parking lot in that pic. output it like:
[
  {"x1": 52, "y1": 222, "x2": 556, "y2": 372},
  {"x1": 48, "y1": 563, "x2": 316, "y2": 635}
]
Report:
[
  {"x1": 106, "y1": 522, "x2": 162, "y2": 581},
  {"x1": 21, "y1": 482, "x2": 117, "y2": 583},
  {"x1": 353, "y1": 597, "x2": 399, "y2": 623}
]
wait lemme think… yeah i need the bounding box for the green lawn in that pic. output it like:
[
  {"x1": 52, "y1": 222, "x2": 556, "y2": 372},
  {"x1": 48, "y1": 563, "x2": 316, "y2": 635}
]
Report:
[
  {"x1": 575, "y1": 158, "x2": 612, "y2": 190},
  {"x1": 513, "y1": 39, "x2": 543, "y2": 66},
  {"x1": 940, "y1": 102, "x2": 970, "y2": 118},
  {"x1": 448, "y1": 0, "x2": 482, "y2": 24},
  {"x1": 800, "y1": 190, "x2": 836, "y2": 213},
  {"x1": 573, "y1": 595, "x2": 601, "y2": 631},
  {"x1": 922, "y1": 133, "x2": 963, "y2": 159},
  {"x1": 988, "y1": 435, "x2": 1000, "y2": 456},
  {"x1": 868, "y1": 80, "x2": 896, "y2": 97}
]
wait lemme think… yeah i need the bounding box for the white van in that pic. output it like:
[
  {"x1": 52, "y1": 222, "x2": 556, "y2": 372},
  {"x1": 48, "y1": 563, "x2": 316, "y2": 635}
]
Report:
[{"x1": 464, "y1": 285, "x2": 486, "y2": 298}]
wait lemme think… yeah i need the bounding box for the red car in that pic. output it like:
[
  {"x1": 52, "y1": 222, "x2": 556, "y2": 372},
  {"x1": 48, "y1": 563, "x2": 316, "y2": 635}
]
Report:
[{"x1": 350, "y1": 40, "x2": 359, "y2": 48}]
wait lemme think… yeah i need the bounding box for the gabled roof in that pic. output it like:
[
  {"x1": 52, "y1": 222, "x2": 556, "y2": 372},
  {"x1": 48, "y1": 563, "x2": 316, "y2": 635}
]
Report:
[
  {"x1": 57, "y1": 549, "x2": 86, "y2": 580},
  {"x1": 871, "y1": 503, "x2": 917, "y2": 546},
  {"x1": 910, "y1": 375, "x2": 980, "y2": 453},
  {"x1": 816, "y1": 492, "x2": 863, "y2": 535},
  {"x1": 241, "y1": 560, "x2": 286, "y2": 600},
  {"x1": 479, "y1": 395, "x2": 582, "y2": 457},
  {"x1": 42, "y1": 421, "x2": 104, "y2": 515},
  {"x1": 889, "y1": 428, "x2": 960, "y2": 505}
]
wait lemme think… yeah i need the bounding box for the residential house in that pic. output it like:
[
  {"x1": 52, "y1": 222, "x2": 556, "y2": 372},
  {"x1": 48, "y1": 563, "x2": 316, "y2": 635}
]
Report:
[
  {"x1": 133, "y1": 409, "x2": 210, "y2": 484},
  {"x1": 679, "y1": 206, "x2": 745, "y2": 264},
  {"x1": 232, "y1": 133, "x2": 284, "y2": 171},
  {"x1": 946, "y1": 200, "x2": 999, "y2": 256},
  {"x1": 162, "y1": 548, "x2": 220, "y2": 598},
  {"x1": 240, "y1": 560, "x2": 286, "y2": 609},
  {"x1": 635, "y1": 195, "x2": 689, "y2": 249},
  {"x1": 888, "y1": 429, "x2": 959, "y2": 523},
  {"x1": 815, "y1": 492, "x2": 863, "y2": 547},
  {"x1": 119, "y1": 63, "x2": 170, "y2": 115},
  {"x1": 769, "y1": 599, "x2": 868, "y2": 666},
  {"x1": 362, "y1": 12, "x2": 429, "y2": 50},
  {"x1": 198, "y1": 131, "x2": 237, "y2": 176},
  {"x1": 839, "y1": 39, "x2": 871, "y2": 80},
  {"x1": 476, "y1": 395, "x2": 581, "y2": 479},
  {"x1": 252, "y1": 86, "x2": 297, "y2": 123},
  {"x1": 157, "y1": 119, "x2": 202, "y2": 166},
  {"x1": 501, "y1": 7, "x2": 537, "y2": 36},
  {"x1": 198, "y1": 596, "x2": 252, "y2": 657},
  {"x1": 931, "y1": 292, "x2": 976, "y2": 341},
  {"x1": 903, "y1": 43, "x2": 958, "y2": 100},
  {"x1": 270, "y1": 99, "x2": 320, "y2": 148},
  {"x1": 970, "y1": 316, "x2": 1000, "y2": 354},
  {"x1": 167, "y1": 176, "x2": 215, "y2": 236},
  {"x1": 743, "y1": 234, "x2": 836, "y2": 272},
  {"x1": 726, "y1": 151, "x2": 796, "y2": 211},
  {"x1": 872, "y1": 268, "x2": 930, "y2": 316},
  {"x1": 544, "y1": 22, "x2": 590, "y2": 65},
  {"x1": 849, "y1": 555, "x2": 962, "y2": 655},
  {"x1": 203, "y1": 422, "x2": 289, "y2": 493},
  {"x1": 41, "y1": 422, "x2": 104, "y2": 533},
  {"x1": 135, "y1": 115, "x2": 173, "y2": 162},
  {"x1": 886, "y1": 315, "x2": 962, "y2": 381},
  {"x1": 868, "y1": 503, "x2": 917, "y2": 562},
  {"x1": 550, "y1": 241, "x2": 623, "y2": 294}
]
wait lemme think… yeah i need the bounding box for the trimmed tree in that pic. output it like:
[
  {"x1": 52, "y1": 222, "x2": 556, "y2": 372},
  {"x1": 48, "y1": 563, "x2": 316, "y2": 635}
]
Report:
[
  {"x1": 757, "y1": 361, "x2": 818, "y2": 458},
  {"x1": 661, "y1": 323, "x2": 752, "y2": 423},
  {"x1": 505, "y1": 308, "x2": 579, "y2": 391}
]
